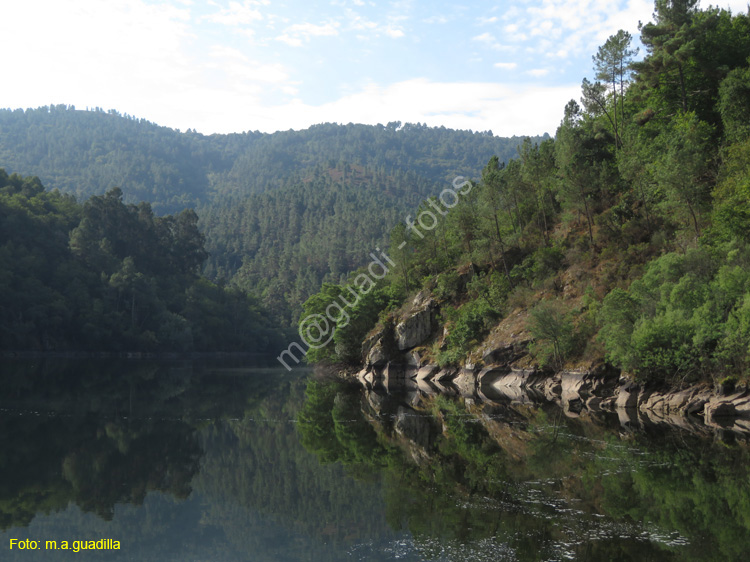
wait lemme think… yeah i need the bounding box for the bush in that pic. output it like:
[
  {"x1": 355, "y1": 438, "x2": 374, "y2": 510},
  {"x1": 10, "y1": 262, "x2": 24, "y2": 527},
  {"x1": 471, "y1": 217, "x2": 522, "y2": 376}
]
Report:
[
  {"x1": 511, "y1": 245, "x2": 566, "y2": 287},
  {"x1": 433, "y1": 270, "x2": 461, "y2": 301},
  {"x1": 437, "y1": 298, "x2": 499, "y2": 366},
  {"x1": 528, "y1": 300, "x2": 574, "y2": 369}
]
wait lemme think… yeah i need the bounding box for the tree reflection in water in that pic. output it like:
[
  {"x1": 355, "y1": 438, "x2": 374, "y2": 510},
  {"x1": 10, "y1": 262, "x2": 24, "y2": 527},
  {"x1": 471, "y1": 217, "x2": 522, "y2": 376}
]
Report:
[{"x1": 298, "y1": 375, "x2": 750, "y2": 561}]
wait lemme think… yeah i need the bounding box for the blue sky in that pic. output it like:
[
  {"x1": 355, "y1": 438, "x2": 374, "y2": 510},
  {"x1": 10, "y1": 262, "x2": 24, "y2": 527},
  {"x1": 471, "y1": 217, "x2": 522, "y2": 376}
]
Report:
[{"x1": 2, "y1": 1, "x2": 748, "y2": 137}]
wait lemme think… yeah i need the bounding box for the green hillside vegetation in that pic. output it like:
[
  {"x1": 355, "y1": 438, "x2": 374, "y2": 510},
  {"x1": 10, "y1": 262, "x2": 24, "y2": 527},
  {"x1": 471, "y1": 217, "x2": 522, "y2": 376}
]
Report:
[
  {"x1": 0, "y1": 109, "x2": 541, "y2": 325},
  {"x1": 0, "y1": 109, "x2": 534, "y2": 213},
  {"x1": 0, "y1": 106, "x2": 238, "y2": 214},
  {"x1": 201, "y1": 163, "x2": 444, "y2": 324},
  {"x1": 0, "y1": 171, "x2": 283, "y2": 352},
  {"x1": 303, "y1": 0, "x2": 750, "y2": 387}
]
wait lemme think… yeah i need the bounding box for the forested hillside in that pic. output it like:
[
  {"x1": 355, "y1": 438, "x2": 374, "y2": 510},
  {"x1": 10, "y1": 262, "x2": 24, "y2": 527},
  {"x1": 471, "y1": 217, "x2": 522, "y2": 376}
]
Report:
[
  {"x1": 0, "y1": 109, "x2": 534, "y2": 212},
  {"x1": 0, "y1": 110, "x2": 541, "y2": 324},
  {"x1": 304, "y1": 1, "x2": 750, "y2": 387},
  {"x1": 0, "y1": 170, "x2": 283, "y2": 352},
  {"x1": 0, "y1": 106, "x2": 238, "y2": 213},
  {"x1": 201, "y1": 163, "x2": 445, "y2": 324}
]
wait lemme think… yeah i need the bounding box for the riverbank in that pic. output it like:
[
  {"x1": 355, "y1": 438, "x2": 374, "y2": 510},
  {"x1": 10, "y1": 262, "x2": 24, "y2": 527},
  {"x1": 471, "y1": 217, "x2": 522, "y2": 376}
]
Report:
[{"x1": 353, "y1": 359, "x2": 750, "y2": 437}]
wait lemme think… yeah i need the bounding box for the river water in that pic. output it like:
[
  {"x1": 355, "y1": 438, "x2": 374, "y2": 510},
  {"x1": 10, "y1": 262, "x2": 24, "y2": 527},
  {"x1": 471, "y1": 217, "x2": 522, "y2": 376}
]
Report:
[{"x1": 1, "y1": 358, "x2": 749, "y2": 561}]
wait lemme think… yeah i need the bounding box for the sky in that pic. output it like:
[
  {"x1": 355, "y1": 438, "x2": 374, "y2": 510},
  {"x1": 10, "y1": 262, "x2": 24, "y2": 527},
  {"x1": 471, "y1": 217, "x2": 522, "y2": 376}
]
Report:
[{"x1": 2, "y1": 0, "x2": 748, "y2": 138}]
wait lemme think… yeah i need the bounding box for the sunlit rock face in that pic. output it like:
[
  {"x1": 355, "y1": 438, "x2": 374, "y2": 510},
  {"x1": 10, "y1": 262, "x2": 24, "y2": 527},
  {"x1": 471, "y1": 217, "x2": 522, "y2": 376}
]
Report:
[{"x1": 396, "y1": 306, "x2": 434, "y2": 351}]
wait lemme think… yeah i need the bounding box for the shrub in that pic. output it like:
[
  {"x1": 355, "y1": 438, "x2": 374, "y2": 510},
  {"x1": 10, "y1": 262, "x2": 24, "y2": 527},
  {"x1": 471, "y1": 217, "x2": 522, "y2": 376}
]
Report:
[{"x1": 528, "y1": 300, "x2": 574, "y2": 369}]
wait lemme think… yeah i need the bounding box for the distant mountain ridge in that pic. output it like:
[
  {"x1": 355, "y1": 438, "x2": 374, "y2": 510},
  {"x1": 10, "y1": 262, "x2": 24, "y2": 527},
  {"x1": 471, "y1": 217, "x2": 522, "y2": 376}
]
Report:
[
  {"x1": 0, "y1": 105, "x2": 546, "y2": 213},
  {"x1": 0, "y1": 106, "x2": 546, "y2": 323}
]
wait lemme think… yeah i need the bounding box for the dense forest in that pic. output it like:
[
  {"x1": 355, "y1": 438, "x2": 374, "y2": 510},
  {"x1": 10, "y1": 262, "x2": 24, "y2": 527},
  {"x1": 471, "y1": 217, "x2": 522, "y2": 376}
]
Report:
[
  {"x1": 201, "y1": 163, "x2": 444, "y2": 324},
  {"x1": 0, "y1": 110, "x2": 541, "y2": 328},
  {"x1": 0, "y1": 109, "x2": 533, "y2": 213},
  {"x1": 0, "y1": 171, "x2": 283, "y2": 352},
  {"x1": 303, "y1": 0, "x2": 750, "y2": 387}
]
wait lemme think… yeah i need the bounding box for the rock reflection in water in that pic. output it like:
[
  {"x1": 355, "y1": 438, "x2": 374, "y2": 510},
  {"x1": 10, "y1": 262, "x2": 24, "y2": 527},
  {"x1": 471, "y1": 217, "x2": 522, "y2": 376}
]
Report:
[{"x1": 314, "y1": 371, "x2": 750, "y2": 561}]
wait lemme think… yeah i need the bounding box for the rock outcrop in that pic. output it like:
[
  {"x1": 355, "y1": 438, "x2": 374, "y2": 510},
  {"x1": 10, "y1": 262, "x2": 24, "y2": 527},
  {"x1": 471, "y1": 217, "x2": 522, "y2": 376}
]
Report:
[
  {"x1": 354, "y1": 348, "x2": 750, "y2": 435},
  {"x1": 396, "y1": 305, "x2": 434, "y2": 350},
  {"x1": 355, "y1": 290, "x2": 750, "y2": 435}
]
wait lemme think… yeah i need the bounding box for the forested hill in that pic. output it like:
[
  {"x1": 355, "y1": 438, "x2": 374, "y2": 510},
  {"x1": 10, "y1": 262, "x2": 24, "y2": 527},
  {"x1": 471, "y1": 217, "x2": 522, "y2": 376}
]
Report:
[
  {"x1": 201, "y1": 162, "x2": 441, "y2": 324},
  {"x1": 0, "y1": 107, "x2": 544, "y2": 325},
  {"x1": 0, "y1": 107, "x2": 540, "y2": 213},
  {"x1": 302, "y1": 1, "x2": 750, "y2": 389},
  {"x1": 0, "y1": 170, "x2": 284, "y2": 352}
]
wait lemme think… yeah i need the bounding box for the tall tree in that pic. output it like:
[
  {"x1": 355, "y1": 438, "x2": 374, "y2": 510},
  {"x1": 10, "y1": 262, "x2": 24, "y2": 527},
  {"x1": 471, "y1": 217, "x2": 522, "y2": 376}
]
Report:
[
  {"x1": 654, "y1": 112, "x2": 715, "y2": 237},
  {"x1": 635, "y1": 0, "x2": 700, "y2": 114},
  {"x1": 591, "y1": 30, "x2": 639, "y2": 147}
]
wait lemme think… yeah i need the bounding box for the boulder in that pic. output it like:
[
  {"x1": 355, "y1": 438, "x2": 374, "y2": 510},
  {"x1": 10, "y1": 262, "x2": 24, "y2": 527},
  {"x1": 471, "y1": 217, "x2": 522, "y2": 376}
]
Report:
[
  {"x1": 383, "y1": 362, "x2": 407, "y2": 380},
  {"x1": 412, "y1": 291, "x2": 430, "y2": 309},
  {"x1": 396, "y1": 307, "x2": 434, "y2": 350},
  {"x1": 564, "y1": 397, "x2": 584, "y2": 417},
  {"x1": 481, "y1": 340, "x2": 530, "y2": 367},
  {"x1": 356, "y1": 368, "x2": 371, "y2": 387},
  {"x1": 405, "y1": 350, "x2": 422, "y2": 367},
  {"x1": 477, "y1": 366, "x2": 509, "y2": 386},
  {"x1": 705, "y1": 401, "x2": 737, "y2": 425},
  {"x1": 453, "y1": 369, "x2": 477, "y2": 397},
  {"x1": 434, "y1": 368, "x2": 457, "y2": 382},
  {"x1": 416, "y1": 378, "x2": 439, "y2": 395},
  {"x1": 366, "y1": 338, "x2": 388, "y2": 367}
]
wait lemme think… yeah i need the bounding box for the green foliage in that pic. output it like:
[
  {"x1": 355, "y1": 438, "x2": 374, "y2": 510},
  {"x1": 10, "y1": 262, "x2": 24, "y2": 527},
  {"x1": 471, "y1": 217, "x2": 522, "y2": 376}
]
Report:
[
  {"x1": 653, "y1": 112, "x2": 716, "y2": 236},
  {"x1": 528, "y1": 300, "x2": 575, "y2": 369},
  {"x1": 466, "y1": 270, "x2": 509, "y2": 313},
  {"x1": 513, "y1": 245, "x2": 566, "y2": 286},
  {"x1": 295, "y1": 3, "x2": 750, "y2": 385},
  {"x1": 0, "y1": 171, "x2": 282, "y2": 352},
  {"x1": 297, "y1": 379, "x2": 388, "y2": 466},
  {"x1": 598, "y1": 243, "x2": 750, "y2": 382},
  {"x1": 0, "y1": 108, "x2": 541, "y2": 326},
  {"x1": 598, "y1": 288, "x2": 639, "y2": 367},
  {"x1": 437, "y1": 298, "x2": 499, "y2": 366},
  {"x1": 712, "y1": 138, "x2": 750, "y2": 241},
  {"x1": 333, "y1": 284, "x2": 403, "y2": 363},
  {"x1": 433, "y1": 270, "x2": 461, "y2": 301},
  {"x1": 719, "y1": 65, "x2": 750, "y2": 143},
  {"x1": 9, "y1": 0, "x2": 750, "y2": 388}
]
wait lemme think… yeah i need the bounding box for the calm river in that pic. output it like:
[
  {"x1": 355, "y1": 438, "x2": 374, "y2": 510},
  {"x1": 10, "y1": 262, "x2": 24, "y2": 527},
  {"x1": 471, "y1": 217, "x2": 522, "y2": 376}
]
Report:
[{"x1": 1, "y1": 358, "x2": 749, "y2": 561}]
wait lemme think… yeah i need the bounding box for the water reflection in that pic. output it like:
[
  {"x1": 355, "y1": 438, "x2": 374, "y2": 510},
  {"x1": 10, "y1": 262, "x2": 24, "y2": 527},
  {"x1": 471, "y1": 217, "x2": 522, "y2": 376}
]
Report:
[
  {"x1": 1, "y1": 359, "x2": 749, "y2": 561},
  {"x1": 299, "y1": 376, "x2": 750, "y2": 561}
]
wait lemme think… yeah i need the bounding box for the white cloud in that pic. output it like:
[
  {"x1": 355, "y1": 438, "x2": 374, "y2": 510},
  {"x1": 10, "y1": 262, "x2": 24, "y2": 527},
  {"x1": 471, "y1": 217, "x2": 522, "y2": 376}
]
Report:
[
  {"x1": 502, "y1": 6, "x2": 521, "y2": 20},
  {"x1": 203, "y1": 0, "x2": 266, "y2": 26},
  {"x1": 473, "y1": 32, "x2": 497, "y2": 44},
  {"x1": 10, "y1": 0, "x2": 747, "y2": 141},
  {"x1": 185, "y1": 79, "x2": 579, "y2": 137},
  {"x1": 504, "y1": 0, "x2": 650, "y2": 57},
  {"x1": 207, "y1": 46, "x2": 289, "y2": 84},
  {"x1": 1, "y1": 0, "x2": 194, "y2": 114},
  {"x1": 473, "y1": 31, "x2": 506, "y2": 49},
  {"x1": 726, "y1": 0, "x2": 750, "y2": 13},
  {"x1": 276, "y1": 21, "x2": 340, "y2": 46}
]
